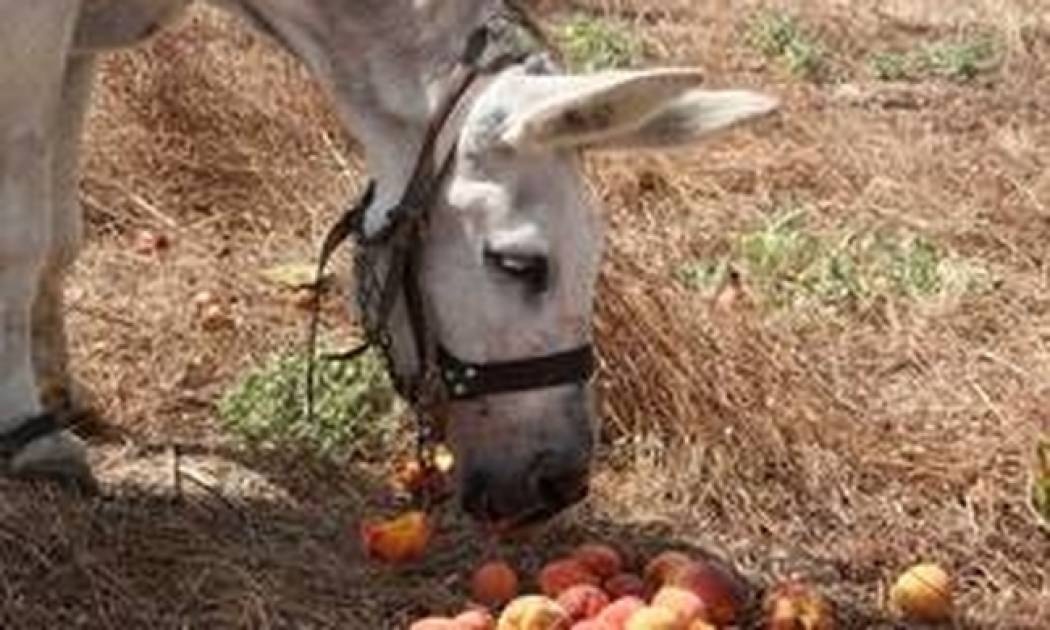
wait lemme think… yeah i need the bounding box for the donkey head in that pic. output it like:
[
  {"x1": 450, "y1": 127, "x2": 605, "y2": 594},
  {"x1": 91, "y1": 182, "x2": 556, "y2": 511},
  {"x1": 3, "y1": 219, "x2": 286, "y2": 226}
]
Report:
[{"x1": 365, "y1": 61, "x2": 777, "y2": 526}]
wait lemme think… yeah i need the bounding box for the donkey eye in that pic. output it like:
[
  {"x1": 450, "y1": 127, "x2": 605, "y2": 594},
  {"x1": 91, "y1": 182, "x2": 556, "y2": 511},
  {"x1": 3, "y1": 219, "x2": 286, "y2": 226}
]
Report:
[{"x1": 484, "y1": 249, "x2": 550, "y2": 292}]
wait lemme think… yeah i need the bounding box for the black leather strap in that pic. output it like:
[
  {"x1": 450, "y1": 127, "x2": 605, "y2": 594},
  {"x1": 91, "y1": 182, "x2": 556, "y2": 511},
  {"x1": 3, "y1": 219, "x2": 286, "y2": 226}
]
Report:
[
  {"x1": 0, "y1": 412, "x2": 62, "y2": 459},
  {"x1": 438, "y1": 344, "x2": 596, "y2": 400}
]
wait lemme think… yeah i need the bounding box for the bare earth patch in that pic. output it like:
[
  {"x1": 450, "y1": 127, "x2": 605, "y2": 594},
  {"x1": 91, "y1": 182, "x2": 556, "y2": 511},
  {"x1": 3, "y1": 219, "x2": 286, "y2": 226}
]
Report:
[{"x1": 2, "y1": 1, "x2": 1048, "y2": 628}]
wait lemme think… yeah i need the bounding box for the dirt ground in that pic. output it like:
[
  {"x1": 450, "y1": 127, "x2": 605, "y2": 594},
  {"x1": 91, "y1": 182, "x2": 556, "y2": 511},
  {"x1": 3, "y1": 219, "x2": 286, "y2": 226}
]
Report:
[{"x1": 1, "y1": 1, "x2": 1048, "y2": 628}]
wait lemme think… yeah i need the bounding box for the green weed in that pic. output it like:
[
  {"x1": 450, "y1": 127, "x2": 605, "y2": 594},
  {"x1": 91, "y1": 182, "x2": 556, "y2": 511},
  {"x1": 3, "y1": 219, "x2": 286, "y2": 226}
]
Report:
[
  {"x1": 677, "y1": 208, "x2": 990, "y2": 312},
  {"x1": 747, "y1": 10, "x2": 825, "y2": 80},
  {"x1": 870, "y1": 36, "x2": 999, "y2": 82},
  {"x1": 557, "y1": 15, "x2": 642, "y2": 72},
  {"x1": 218, "y1": 349, "x2": 401, "y2": 462}
]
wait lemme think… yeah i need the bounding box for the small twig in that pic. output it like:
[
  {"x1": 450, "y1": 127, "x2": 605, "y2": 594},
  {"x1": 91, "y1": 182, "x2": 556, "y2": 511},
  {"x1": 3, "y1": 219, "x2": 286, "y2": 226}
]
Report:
[{"x1": 169, "y1": 444, "x2": 182, "y2": 502}]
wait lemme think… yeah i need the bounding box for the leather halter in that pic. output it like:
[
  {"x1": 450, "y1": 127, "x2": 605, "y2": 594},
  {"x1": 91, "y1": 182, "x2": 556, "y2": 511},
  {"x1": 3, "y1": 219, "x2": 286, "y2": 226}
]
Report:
[{"x1": 307, "y1": 16, "x2": 596, "y2": 431}]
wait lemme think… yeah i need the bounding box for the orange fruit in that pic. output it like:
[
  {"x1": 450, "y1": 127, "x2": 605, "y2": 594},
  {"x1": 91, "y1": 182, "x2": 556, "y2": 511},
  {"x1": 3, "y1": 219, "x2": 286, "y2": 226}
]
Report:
[
  {"x1": 359, "y1": 510, "x2": 431, "y2": 563},
  {"x1": 472, "y1": 560, "x2": 520, "y2": 607},
  {"x1": 538, "y1": 558, "x2": 601, "y2": 597},
  {"x1": 572, "y1": 544, "x2": 623, "y2": 580},
  {"x1": 889, "y1": 563, "x2": 953, "y2": 622}
]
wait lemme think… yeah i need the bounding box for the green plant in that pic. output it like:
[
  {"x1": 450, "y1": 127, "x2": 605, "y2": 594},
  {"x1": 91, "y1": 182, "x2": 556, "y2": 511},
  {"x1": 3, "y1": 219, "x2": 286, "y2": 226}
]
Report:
[
  {"x1": 921, "y1": 37, "x2": 998, "y2": 81},
  {"x1": 676, "y1": 208, "x2": 990, "y2": 313},
  {"x1": 558, "y1": 15, "x2": 642, "y2": 72},
  {"x1": 218, "y1": 349, "x2": 402, "y2": 461},
  {"x1": 869, "y1": 51, "x2": 916, "y2": 81},
  {"x1": 870, "y1": 37, "x2": 999, "y2": 82},
  {"x1": 747, "y1": 10, "x2": 825, "y2": 80}
]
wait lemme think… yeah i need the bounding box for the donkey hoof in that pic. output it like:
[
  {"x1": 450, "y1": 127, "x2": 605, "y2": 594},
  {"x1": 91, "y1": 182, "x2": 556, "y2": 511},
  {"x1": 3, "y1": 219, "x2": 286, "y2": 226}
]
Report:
[{"x1": 10, "y1": 430, "x2": 98, "y2": 495}]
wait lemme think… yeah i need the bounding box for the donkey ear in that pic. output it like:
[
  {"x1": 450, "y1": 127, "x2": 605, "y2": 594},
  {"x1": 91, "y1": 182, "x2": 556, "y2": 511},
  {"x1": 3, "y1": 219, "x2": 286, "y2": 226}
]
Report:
[{"x1": 499, "y1": 69, "x2": 778, "y2": 152}]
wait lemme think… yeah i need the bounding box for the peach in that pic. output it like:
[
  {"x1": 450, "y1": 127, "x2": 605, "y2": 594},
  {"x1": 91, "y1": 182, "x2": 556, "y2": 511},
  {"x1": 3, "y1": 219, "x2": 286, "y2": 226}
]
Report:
[
  {"x1": 498, "y1": 595, "x2": 571, "y2": 630},
  {"x1": 686, "y1": 621, "x2": 715, "y2": 630},
  {"x1": 538, "y1": 558, "x2": 601, "y2": 597},
  {"x1": 624, "y1": 606, "x2": 683, "y2": 630},
  {"x1": 409, "y1": 617, "x2": 460, "y2": 630},
  {"x1": 393, "y1": 458, "x2": 427, "y2": 493},
  {"x1": 604, "y1": 573, "x2": 647, "y2": 600},
  {"x1": 572, "y1": 544, "x2": 624, "y2": 580},
  {"x1": 569, "y1": 622, "x2": 607, "y2": 630},
  {"x1": 889, "y1": 563, "x2": 953, "y2": 622},
  {"x1": 651, "y1": 587, "x2": 708, "y2": 625},
  {"x1": 455, "y1": 608, "x2": 497, "y2": 630},
  {"x1": 472, "y1": 560, "x2": 520, "y2": 607},
  {"x1": 595, "y1": 596, "x2": 646, "y2": 629},
  {"x1": 359, "y1": 510, "x2": 431, "y2": 563},
  {"x1": 666, "y1": 561, "x2": 746, "y2": 626},
  {"x1": 763, "y1": 580, "x2": 834, "y2": 630},
  {"x1": 642, "y1": 552, "x2": 692, "y2": 591},
  {"x1": 557, "y1": 584, "x2": 610, "y2": 621}
]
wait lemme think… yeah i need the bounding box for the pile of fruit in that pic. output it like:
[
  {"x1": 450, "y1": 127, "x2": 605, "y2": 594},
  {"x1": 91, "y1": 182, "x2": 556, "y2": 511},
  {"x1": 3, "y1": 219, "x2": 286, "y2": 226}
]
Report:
[
  {"x1": 361, "y1": 458, "x2": 954, "y2": 628},
  {"x1": 393, "y1": 542, "x2": 952, "y2": 629}
]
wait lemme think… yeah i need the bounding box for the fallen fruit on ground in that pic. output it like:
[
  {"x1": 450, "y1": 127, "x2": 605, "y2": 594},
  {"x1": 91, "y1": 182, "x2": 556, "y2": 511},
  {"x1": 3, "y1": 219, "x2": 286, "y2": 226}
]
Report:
[
  {"x1": 572, "y1": 544, "x2": 624, "y2": 580},
  {"x1": 472, "y1": 560, "x2": 520, "y2": 608},
  {"x1": 643, "y1": 552, "x2": 692, "y2": 591},
  {"x1": 605, "y1": 573, "x2": 647, "y2": 599},
  {"x1": 596, "y1": 596, "x2": 646, "y2": 628},
  {"x1": 538, "y1": 558, "x2": 601, "y2": 597},
  {"x1": 763, "y1": 579, "x2": 834, "y2": 629},
  {"x1": 569, "y1": 622, "x2": 605, "y2": 630},
  {"x1": 455, "y1": 608, "x2": 497, "y2": 630},
  {"x1": 625, "y1": 606, "x2": 684, "y2": 630},
  {"x1": 498, "y1": 595, "x2": 571, "y2": 630},
  {"x1": 557, "y1": 584, "x2": 610, "y2": 621},
  {"x1": 393, "y1": 457, "x2": 428, "y2": 493},
  {"x1": 651, "y1": 586, "x2": 707, "y2": 625},
  {"x1": 889, "y1": 563, "x2": 953, "y2": 622},
  {"x1": 359, "y1": 510, "x2": 431, "y2": 563},
  {"x1": 410, "y1": 617, "x2": 461, "y2": 630},
  {"x1": 666, "y1": 560, "x2": 745, "y2": 625}
]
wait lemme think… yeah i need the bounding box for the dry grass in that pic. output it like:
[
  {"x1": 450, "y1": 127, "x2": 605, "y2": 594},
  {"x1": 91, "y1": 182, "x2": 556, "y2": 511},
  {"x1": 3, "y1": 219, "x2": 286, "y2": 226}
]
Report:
[{"x1": 1, "y1": 0, "x2": 1049, "y2": 627}]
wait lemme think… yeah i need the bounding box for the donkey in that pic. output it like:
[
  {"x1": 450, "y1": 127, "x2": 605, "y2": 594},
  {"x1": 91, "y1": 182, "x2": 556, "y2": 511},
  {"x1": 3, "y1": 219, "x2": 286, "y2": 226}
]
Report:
[{"x1": 0, "y1": 0, "x2": 776, "y2": 525}]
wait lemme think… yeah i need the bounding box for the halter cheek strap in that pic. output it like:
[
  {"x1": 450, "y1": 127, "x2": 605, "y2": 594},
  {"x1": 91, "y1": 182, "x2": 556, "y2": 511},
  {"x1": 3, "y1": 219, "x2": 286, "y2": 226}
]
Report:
[{"x1": 307, "y1": 8, "x2": 596, "y2": 437}]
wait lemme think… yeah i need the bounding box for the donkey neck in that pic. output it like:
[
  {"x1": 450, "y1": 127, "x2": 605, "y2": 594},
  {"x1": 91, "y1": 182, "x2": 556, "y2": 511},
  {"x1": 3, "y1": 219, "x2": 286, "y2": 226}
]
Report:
[{"x1": 225, "y1": 0, "x2": 502, "y2": 234}]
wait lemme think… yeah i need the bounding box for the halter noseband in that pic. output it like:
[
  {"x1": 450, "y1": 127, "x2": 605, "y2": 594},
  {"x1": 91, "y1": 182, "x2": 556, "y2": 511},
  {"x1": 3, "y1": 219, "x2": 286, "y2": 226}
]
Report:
[{"x1": 307, "y1": 13, "x2": 596, "y2": 436}]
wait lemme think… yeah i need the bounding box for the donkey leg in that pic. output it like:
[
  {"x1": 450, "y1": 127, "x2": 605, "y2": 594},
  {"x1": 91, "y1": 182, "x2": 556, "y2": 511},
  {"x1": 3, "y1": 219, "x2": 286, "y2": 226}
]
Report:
[
  {"x1": 32, "y1": 54, "x2": 96, "y2": 415},
  {"x1": 0, "y1": 1, "x2": 94, "y2": 490}
]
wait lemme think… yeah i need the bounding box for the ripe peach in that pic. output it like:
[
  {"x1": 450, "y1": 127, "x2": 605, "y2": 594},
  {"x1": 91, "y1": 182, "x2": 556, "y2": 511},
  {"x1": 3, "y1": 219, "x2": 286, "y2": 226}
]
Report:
[
  {"x1": 569, "y1": 622, "x2": 606, "y2": 630},
  {"x1": 455, "y1": 608, "x2": 497, "y2": 630},
  {"x1": 763, "y1": 580, "x2": 834, "y2": 630},
  {"x1": 409, "y1": 617, "x2": 460, "y2": 630},
  {"x1": 624, "y1": 606, "x2": 683, "y2": 630},
  {"x1": 538, "y1": 558, "x2": 601, "y2": 597},
  {"x1": 472, "y1": 560, "x2": 519, "y2": 607},
  {"x1": 359, "y1": 510, "x2": 431, "y2": 563},
  {"x1": 595, "y1": 596, "x2": 646, "y2": 629},
  {"x1": 557, "y1": 584, "x2": 610, "y2": 621},
  {"x1": 393, "y1": 458, "x2": 427, "y2": 492},
  {"x1": 686, "y1": 621, "x2": 716, "y2": 630},
  {"x1": 498, "y1": 595, "x2": 571, "y2": 630},
  {"x1": 651, "y1": 587, "x2": 708, "y2": 625},
  {"x1": 889, "y1": 563, "x2": 953, "y2": 622},
  {"x1": 666, "y1": 561, "x2": 746, "y2": 626},
  {"x1": 604, "y1": 573, "x2": 647, "y2": 599},
  {"x1": 643, "y1": 552, "x2": 692, "y2": 591},
  {"x1": 572, "y1": 544, "x2": 624, "y2": 580}
]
